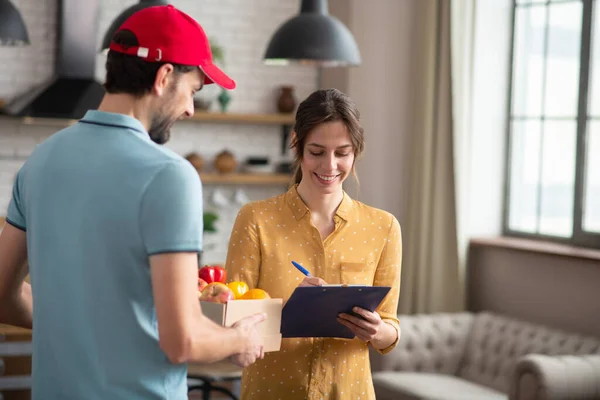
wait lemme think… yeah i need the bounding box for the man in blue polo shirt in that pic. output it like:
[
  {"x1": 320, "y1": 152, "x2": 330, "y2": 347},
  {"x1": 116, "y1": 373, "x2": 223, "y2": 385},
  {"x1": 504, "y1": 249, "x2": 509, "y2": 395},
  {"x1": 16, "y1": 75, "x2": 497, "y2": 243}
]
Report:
[{"x1": 0, "y1": 5, "x2": 265, "y2": 400}]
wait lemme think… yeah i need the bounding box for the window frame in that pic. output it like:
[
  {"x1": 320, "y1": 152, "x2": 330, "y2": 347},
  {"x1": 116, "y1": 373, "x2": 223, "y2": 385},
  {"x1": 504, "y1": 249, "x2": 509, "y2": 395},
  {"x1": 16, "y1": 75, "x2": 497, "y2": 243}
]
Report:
[{"x1": 503, "y1": 0, "x2": 600, "y2": 248}]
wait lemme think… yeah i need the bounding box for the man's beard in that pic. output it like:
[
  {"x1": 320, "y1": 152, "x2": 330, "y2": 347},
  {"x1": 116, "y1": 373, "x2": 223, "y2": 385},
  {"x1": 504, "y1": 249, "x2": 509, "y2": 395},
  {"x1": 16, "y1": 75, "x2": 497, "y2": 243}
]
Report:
[
  {"x1": 148, "y1": 84, "x2": 178, "y2": 145},
  {"x1": 148, "y1": 111, "x2": 174, "y2": 145}
]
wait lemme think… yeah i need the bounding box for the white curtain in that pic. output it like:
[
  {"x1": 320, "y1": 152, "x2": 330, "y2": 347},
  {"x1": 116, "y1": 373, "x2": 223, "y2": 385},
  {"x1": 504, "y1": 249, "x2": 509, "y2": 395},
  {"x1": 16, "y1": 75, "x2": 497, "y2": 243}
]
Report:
[
  {"x1": 451, "y1": 0, "x2": 477, "y2": 299},
  {"x1": 451, "y1": 0, "x2": 513, "y2": 298}
]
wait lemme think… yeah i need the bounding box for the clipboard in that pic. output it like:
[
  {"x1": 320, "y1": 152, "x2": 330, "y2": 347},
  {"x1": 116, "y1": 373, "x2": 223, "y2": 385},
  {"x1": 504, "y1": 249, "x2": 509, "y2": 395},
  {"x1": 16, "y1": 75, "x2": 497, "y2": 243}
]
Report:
[{"x1": 281, "y1": 285, "x2": 391, "y2": 338}]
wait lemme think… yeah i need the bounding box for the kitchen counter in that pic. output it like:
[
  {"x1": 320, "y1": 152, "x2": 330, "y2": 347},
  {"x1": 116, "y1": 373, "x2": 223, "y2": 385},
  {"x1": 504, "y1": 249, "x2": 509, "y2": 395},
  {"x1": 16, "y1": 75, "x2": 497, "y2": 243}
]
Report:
[
  {"x1": 0, "y1": 217, "x2": 31, "y2": 339},
  {"x1": 0, "y1": 324, "x2": 31, "y2": 338},
  {"x1": 0, "y1": 324, "x2": 33, "y2": 399}
]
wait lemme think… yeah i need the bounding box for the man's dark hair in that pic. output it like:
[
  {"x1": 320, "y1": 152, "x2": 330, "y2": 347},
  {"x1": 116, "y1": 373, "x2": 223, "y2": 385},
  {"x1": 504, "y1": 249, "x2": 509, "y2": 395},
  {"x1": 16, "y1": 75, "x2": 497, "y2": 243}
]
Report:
[{"x1": 104, "y1": 30, "x2": 196, "y2": 97}]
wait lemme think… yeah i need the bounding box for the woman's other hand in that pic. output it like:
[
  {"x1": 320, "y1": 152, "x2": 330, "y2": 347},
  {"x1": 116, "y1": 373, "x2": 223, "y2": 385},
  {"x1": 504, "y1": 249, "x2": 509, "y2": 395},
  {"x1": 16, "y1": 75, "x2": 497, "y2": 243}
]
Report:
[
  {"x1": 298, "y1": 276, "x2": 327, "y2": 287},
  {"x1": 337, "y1": 307, "x2": 384, "y2": 342}
]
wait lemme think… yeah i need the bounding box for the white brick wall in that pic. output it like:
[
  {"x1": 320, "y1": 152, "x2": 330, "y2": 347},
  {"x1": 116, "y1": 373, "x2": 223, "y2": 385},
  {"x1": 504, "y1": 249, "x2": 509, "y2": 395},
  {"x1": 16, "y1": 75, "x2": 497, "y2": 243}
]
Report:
[{"x1": 0, "y1": 0, "x2": 317, "y2": 263}]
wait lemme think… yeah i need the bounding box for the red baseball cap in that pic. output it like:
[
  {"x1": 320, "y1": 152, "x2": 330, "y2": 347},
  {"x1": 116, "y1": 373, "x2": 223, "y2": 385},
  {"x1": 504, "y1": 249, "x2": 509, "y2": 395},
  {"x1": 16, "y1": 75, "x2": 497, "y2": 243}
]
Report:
[{"x1": 108, "y1": 5, "x2": 235, "y2": 90}]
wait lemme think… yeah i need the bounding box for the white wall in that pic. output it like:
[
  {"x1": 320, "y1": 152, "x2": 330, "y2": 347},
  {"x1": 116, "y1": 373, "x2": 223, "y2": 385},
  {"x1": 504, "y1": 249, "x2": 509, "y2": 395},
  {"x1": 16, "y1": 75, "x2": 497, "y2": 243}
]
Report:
[
  {"x1": 324, "y1": 0, "x2": 419, "y2": 227},
  {"x1": 0, "y1": 0, "x2": 318, "y2": 263}
]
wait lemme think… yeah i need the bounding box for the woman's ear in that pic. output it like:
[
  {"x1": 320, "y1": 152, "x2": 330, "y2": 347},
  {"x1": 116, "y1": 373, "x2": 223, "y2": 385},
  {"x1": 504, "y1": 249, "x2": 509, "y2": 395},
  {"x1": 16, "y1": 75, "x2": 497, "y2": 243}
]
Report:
[{"x1": 290, "y1": 130, "x2": 298, "y2": 154}]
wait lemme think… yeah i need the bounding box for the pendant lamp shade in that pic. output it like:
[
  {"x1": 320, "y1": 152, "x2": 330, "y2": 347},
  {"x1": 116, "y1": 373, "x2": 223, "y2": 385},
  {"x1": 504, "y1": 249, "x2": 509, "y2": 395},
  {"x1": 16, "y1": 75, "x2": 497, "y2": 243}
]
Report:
[
  {"x1": 101, "y1": 0, "x2": 168, "y2": 51},
  {"x1": 0, "y1": 0, "x2": 30, "y2": 46},
  {"x1": 264, "y1": 0, "x2": 360, "y2": 67}
]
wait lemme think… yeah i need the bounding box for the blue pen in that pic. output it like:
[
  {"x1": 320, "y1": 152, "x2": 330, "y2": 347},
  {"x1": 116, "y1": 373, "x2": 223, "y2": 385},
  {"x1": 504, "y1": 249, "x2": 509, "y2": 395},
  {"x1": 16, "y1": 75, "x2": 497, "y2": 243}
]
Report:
[{"x1": 291, "y1": 261, "x2": 311, "y2": 277}]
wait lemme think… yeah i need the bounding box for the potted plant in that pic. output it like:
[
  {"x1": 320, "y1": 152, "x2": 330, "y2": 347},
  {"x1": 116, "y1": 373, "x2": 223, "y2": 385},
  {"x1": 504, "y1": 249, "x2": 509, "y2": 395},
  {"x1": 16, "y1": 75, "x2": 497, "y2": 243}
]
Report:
[
  {"x1": 194, "y1": 38, "x2": 225, "y2": 111},
  {"x1": 199, "y1": 210, "x2": 219, "y2": 266},
  {"x1": 203, "y1": 211, "x2": 219, "y2": 234},
  {"x1": 210, "y1": 39, "x2": 225, "y2": 65},
  {"x1": 211, "y1": 40, "x2": 232, "y2": 112}
]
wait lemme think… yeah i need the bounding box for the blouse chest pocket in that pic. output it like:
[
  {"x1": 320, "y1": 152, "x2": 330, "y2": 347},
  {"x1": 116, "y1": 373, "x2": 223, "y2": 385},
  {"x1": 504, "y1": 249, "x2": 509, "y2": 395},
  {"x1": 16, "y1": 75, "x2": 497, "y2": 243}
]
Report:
[{"x1": 339, "y1": 262, "x2": 375, "y2": 285}]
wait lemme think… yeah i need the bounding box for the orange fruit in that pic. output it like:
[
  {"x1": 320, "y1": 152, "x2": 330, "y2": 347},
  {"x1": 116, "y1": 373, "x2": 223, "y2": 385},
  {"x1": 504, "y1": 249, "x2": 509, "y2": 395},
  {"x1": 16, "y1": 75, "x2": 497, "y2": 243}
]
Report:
[
  {"x1": 239, "y1": 288, "x2": 271, "y2": 300},
  {"x1": 227, "y1": 281, "x2": 249, "y2": 299}
]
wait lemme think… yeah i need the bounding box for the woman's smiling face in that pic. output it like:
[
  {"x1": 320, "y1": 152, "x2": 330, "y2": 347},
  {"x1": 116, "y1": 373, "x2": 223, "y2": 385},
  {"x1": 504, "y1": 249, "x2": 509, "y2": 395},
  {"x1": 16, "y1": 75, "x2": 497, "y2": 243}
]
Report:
[{"x1": 299, "y1": 120, "x2": 355, "y2": 194}]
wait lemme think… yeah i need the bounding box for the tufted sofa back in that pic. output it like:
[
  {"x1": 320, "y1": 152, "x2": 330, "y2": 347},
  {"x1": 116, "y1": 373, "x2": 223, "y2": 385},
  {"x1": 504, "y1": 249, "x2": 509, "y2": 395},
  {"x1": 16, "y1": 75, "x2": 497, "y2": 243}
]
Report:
[
  {"x1": 458, "y1": 312, "x2": 600, "y2": 393},
  {"x1": 370, "y1": 312, "x2": 475, "y2": 374}
]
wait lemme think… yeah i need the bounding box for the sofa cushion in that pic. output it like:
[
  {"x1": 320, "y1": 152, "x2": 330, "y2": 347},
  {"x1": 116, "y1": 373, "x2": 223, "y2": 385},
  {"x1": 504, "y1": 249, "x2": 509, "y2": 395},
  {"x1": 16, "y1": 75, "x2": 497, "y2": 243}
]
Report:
[
  {"x1": 372, "y1": 371, "x2": 507, "y2": 400},
  {"x1": 370, "y1": 313, "x2": 475, "y2": 375},
  {"x1": 458, "y1": 312, "x2": 600, "y2": 394}
]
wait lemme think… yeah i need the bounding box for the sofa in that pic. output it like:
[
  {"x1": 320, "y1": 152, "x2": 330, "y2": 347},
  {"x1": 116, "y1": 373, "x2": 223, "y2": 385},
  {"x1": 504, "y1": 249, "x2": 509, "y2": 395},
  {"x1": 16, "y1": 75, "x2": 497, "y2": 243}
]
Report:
[{"x1": 370, "y1": 312, "x2": 600, "y2": 400}]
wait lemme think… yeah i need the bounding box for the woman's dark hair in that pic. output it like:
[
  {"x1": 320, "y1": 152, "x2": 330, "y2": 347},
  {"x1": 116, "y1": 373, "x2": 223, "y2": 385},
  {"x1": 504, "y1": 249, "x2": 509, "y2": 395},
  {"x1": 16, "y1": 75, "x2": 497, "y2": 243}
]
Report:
[
  {"x1": 104, "y1": 30, "x2": 196, "y2": 97},
  {"x1": 290, "y1": 88, "x2": 365, "y2": 185}
]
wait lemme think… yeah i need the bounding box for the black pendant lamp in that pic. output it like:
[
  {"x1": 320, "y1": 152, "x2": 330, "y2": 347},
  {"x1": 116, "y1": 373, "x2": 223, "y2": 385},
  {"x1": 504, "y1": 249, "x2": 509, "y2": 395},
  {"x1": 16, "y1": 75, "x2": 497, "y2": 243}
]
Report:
[
  {"x1": 264, "y1": 0, "x2": 360, "y2": 67},
  {"x1": 0, "y1": 0, "x2": 30, "y2": 46},
  {"x1": 100, "y1": 0, "x2": 168, "y2": 51}
]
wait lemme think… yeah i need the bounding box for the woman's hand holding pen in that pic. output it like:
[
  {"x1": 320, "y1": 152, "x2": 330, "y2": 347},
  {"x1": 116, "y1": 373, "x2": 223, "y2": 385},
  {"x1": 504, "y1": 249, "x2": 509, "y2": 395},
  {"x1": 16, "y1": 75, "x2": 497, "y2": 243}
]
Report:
[
  {"x1": 337, "y1": 307, "x2": 384, "y2": 343},
  {"x1": 298, "y1": 276, "x2": 328, "y2": 287},
  {"x1": 292, "y1": 261, "x2": 327, "y2": 287}
]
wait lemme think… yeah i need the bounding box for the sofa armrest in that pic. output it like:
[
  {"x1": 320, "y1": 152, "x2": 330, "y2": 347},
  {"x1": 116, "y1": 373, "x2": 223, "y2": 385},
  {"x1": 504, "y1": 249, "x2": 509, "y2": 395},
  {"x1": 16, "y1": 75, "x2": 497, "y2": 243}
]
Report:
[
  {"x1": 511, "y1": 354, "x2": 600, "y2": 400},
  {"x1": 369, "y1": 312, "x2": 474, "y2": 375}
]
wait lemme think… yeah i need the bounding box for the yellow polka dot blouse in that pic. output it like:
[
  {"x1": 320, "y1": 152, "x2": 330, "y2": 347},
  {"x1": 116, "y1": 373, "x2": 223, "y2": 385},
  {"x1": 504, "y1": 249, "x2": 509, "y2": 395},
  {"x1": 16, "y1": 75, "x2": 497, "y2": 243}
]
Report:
[{"x1": 225, "y1": 186, "x2": 402, "y2": 400}]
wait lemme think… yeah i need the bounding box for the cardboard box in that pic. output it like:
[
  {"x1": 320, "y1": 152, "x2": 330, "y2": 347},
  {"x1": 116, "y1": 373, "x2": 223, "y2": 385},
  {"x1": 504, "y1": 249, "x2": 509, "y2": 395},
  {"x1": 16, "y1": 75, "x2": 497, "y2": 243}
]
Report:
[{"x1": 200, "y1": 299, "x2": 283, "y2": 352}]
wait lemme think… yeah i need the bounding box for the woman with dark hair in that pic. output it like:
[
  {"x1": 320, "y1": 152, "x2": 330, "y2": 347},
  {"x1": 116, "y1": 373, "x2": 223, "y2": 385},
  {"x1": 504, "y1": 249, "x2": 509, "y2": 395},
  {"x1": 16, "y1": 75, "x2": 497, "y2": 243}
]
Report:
[{"x1": 225, "y1": 88, "x2": 402, "y2": 399}]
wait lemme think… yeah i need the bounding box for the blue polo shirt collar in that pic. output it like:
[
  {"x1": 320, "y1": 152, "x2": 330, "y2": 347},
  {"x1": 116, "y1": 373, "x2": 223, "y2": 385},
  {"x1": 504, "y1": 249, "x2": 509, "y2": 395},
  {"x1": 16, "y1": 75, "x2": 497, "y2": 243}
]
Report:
[{"x1": 80, "y1": 110, "x2": 150, "y2": 141}]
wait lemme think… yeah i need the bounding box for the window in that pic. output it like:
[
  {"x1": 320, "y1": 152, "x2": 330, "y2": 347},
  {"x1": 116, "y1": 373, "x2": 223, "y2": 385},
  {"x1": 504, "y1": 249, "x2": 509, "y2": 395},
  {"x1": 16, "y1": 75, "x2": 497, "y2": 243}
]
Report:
[{"x1": 505, "y1": 0, "x2": 600, "y2": 247}]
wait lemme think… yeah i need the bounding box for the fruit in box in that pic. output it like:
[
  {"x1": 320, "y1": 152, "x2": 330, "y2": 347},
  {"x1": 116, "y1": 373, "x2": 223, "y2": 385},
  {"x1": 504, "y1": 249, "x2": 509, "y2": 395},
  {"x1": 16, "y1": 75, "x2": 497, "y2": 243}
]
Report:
[
  {"x1": 240, "y1": 288, "x2": 271, "y2": 300},
  {"x1": 227, "y1": 281, "x2": 249, "y2": 299},
  {"x1": 199, "y1": 265, "x2": 227, "y2": 284},
  {"x1": 197, "y1": 278, "x2": 208, "y2": 298},
  {"x1": 199, "y1": 282, "x2": 234, "y2": 303}
]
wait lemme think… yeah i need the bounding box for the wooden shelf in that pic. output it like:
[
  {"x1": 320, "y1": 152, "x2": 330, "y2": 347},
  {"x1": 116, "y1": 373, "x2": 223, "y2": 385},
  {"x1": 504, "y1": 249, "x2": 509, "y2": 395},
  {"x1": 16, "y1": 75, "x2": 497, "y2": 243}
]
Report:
[
  {"x1": 199, "y1": 172, "x2": 290, "y2": 185},
  {"x1": 0, "y1": 99, "x2": 293, "y2": 126},
  {"x1": 0, "y1": 99, "x2": 294, "y2": 155},
  {"x1": 18, "y1": 112, "x2": 294, "y2": 126},
  {"x1": 189, "y1": 111, "x2": 294, "y2": 125},
  {"x1": 21, "y1": 116, "x2": 77, "y2": 126}
]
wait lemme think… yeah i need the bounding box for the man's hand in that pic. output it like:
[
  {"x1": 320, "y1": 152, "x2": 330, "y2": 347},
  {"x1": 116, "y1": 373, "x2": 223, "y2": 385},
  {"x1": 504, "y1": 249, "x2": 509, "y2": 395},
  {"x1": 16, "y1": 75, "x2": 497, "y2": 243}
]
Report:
[
  {"x1": 298, "y1": 276, "x2": 327, "y2": 287},
  {"x1": 229, "y1": 313, "x2": 266, "y2": 367}
]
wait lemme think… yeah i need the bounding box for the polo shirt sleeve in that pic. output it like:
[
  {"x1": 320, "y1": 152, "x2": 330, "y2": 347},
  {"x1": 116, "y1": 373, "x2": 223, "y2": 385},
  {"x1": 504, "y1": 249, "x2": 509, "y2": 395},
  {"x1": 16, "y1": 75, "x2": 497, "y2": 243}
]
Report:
[
  {"x1": 6, "y1": 168, "x2": 27, "y2": 231},
  {"x1": 139, "y1": 160, "x2": 203, "y2": 256}
]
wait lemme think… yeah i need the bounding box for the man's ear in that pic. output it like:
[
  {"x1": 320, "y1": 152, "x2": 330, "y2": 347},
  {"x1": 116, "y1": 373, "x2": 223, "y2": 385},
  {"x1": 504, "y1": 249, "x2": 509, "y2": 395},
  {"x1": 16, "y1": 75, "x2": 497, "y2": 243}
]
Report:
[{"x1": 153, "y1": 63, "x2": 175, "y2": 96}]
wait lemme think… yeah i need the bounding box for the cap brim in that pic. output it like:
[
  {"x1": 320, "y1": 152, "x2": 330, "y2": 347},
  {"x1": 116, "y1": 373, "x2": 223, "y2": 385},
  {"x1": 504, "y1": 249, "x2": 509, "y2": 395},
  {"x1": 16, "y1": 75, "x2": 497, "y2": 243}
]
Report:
[{"x1": 199, "y1": 63, "x2": 236, "y2": 90}]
